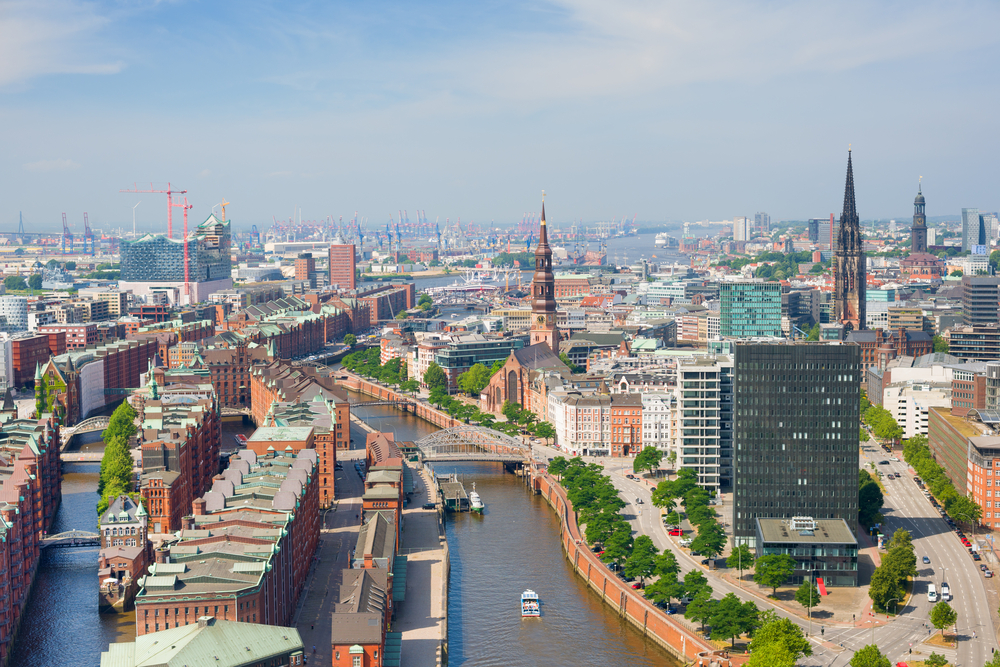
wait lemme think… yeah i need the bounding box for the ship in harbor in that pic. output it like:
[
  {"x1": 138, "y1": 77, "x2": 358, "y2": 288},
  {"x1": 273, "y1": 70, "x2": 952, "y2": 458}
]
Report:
[
  {"x1": 521, "y1": 589, "x2": 540, "y2": 617},
  {"x1": 469, "y1": 482, "x2": 484, "y2": 514}
]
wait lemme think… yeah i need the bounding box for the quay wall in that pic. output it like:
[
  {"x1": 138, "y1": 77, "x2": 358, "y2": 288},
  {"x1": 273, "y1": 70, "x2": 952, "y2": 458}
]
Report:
[
  {"x1": 339, "y1": 375, "x2": 463, "y2": 430},
  {"x1": 534, "y1": 473, "x2": 740, "y2": 667}
]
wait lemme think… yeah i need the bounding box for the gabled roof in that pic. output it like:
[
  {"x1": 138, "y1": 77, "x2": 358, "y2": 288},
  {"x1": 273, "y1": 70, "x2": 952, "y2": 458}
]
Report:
[{"x1": 511, "y1": 343, "x2": 568, "y2": 372}]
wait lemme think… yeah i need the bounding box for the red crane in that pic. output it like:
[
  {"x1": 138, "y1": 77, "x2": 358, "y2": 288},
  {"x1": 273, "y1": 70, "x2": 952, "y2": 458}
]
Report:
[
  {"x1": 61, "y1": 213, "x2": 73, "y2": 254},
  {"x1": 119, "y1": 182, "x2": 187, "y2": 238},
  {"x1": 170, "y1": 196, "x2": 194, "y2": 301}
]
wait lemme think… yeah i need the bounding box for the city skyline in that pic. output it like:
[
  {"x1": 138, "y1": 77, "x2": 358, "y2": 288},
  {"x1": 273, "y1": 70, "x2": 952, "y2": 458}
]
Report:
[{"x1": 2, "y1": 1, "x2": 999, "y2": 229}]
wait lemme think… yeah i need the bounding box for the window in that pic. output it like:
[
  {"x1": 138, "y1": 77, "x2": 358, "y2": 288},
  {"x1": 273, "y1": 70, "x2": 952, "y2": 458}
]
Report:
[{"x1": 353, "y1": 658, "x2": 361, "y2": 667}]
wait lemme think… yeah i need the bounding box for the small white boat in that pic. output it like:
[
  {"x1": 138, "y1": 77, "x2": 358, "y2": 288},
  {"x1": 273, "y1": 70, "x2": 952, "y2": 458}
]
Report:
[
  {"x1": 521, "y1": 589, "x2": 540, "y2": 617},
  {"x1": 469, "y1": 483, "x2": 484, "y2": 514}
]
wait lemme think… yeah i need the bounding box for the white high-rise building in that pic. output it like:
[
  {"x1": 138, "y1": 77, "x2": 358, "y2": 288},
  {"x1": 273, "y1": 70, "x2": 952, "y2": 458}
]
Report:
[
  {"x1": 733, "y1": 217, "x2": 751, "y2": 242},
  {"x1": 0, "y1": 296, "x2": 28, "y2": 332},
  {"x1": 641, "y1": 393, "x2": 674, "y2": 453},
  {"x1": 0, "y1": 334, "x2": 13, "y2": 392},
  {"x1": 671, "y1": 355, "x2": 733, "y2": 492}
]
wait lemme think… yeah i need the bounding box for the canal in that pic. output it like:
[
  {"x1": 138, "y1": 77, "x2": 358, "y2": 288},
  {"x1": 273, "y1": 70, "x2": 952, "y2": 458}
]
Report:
[
  {"x1": 10, "y1": 431, "x2": 133, "y2": 666},
  {"x1": 349, "y1": 397, "x2": 679, "y2": 666}
]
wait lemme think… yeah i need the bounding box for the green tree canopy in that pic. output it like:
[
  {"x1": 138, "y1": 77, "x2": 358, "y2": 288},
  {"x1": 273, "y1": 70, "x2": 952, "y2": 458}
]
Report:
[
  {"x1": 690, "y1": 520, "x2": 727, "y2": 560},
  {"x1": 930, "y1": 600, "x2": 957, "y2": 636},
  {"x1": 753, "y1": 554, "x2": 797, "y2": 595},
  {"x1": 624, "y1": 535, "x2": 658, "y2": 583},
  {"x1": 533, "y1": 421, "x2": 556, "y2": 444},
  {"x1": 423, "y1": 362, "x2": 448, "y2": 393},
  {"x1": 683, "y1": 589, "x2": 715, "y2": 631},
  {"x1": 794, "y1": 579, "x2": 821, "y2": 612},
  {"x1": 456, "y1": 363, "x2": 492, "y2": 396},
  {"x1": 932, "y1": 334, "x2": 949, "y2": 353},
  {"x1": 708, "y1": 593, "x2": 758, "y2": 647},
  {"x1": 632, "y1": 446, "x2": 663, "y2": 475},
  {"x1": 747, "y1": 609, "x2": 811, "y2": 665},
  {"x1": 726, "y1": 543, "x2": 754, "y2": 581},
  {"x1": 343, "y1": 333, "x2": 357, "y2": 348},
  {"x1": 859, "y1": 470, "x2": 885, "y2": 527},
  {"x1": 848, "y1": 644, "x2": 891, "y2": 667},
  {"x1": 28, "y1": 274, "x2": 43, "y2": 290},
  {"x1": 3, "y1": 275, "x2": 27, "y2": 291}
]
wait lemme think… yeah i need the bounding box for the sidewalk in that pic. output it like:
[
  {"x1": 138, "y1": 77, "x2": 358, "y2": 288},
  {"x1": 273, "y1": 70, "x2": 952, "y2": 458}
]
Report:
[{"x1": 394, "y1": 467, "x2": 447, "y2": 667}]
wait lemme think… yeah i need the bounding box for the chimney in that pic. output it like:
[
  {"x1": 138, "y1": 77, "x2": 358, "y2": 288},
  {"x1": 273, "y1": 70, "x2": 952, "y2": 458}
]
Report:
[
  {"x1": 154, "y1": 546, "x2": 170, "y2": 564},
  {"x1": 193, "y1": 498, "x2": 207, "y2": 516}
]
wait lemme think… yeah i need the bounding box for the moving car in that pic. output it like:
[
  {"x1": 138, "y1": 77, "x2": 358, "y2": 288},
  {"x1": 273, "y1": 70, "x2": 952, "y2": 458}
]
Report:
[
  {"x1": 879, "y1": 460, "x2": 890, "y2": 465},
  {"x1": 922, "y1": 556, "x2": 931, "y2": 564}
]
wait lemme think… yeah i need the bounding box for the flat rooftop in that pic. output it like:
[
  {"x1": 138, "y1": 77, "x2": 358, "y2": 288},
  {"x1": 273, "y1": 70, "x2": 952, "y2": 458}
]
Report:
[
  {"x1": 756, "y1": 518, "x2": 857, "y2": 545},
  {"x1": 248, "y1": 426, "x2": 314, "y2": 442}
]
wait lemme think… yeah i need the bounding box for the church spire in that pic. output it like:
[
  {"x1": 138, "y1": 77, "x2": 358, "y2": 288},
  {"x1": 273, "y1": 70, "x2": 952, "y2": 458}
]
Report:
[{"x1": 841, "y1": 149, "x2": 858, "y2": 227}]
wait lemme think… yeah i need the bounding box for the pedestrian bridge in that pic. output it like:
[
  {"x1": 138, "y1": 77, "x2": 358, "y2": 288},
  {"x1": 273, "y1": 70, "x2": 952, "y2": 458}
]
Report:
[
  {"x1": 61, "y1": 416, "x2": 110, "y2": 439},
  {"x1": 40, "y1": 530, "x2": 100, "y2": 549},
  {"x1": 415, "y1": 425, "x2": 530, "y2": 463}
]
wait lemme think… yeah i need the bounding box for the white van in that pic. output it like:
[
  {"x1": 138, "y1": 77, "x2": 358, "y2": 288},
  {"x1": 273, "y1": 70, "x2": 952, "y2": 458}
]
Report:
[
  {"x1": 928, "y1": 584, "x2": 938, "y2": 602},
  {"x1": 941, "y1": 582, "x2": 951, "y2": 601}
]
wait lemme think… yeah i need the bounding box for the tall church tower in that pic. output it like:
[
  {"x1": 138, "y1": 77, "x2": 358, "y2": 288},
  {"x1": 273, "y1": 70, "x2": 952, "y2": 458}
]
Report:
[
  {"x1": 834, "y1": 149, "x2": 866, "y2": 330},
  {"x1": 911, "y1": 181, "x2": 927, "y2": 253},
  {"x1": 529, "y1": 196, "x2": 559, "y2": 353}
]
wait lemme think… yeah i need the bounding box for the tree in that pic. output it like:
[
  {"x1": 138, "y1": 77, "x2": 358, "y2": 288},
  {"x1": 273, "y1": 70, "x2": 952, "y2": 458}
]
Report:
[
  {"x1": 949, "y1": 269, "x2": 963, "y2": 277},
  {"x1": 886, "y1": 528, "x2": 912, "y2": 552},
  {"x1": 726, "y1": 544, "x2": 754, "y2": 583},
  {"x1": 664, "y1": 510, "x2": 681, "y2": 527},
  {"x1": 849, "y1": 644, "x2": 891, "y2": 667},
  {"x1": 601, "y1": 523, "x2": 634, "y2": 570},
  {"x1": 423, "y1": 362, "x2": 448, "y2": 393},
  {"x1": 64, "y1": 261, "x2": 76, "y2": 270},
  {"x1": 933, "y1": 334, "x2": 949, "y2": 353},
  {"x1": 807, "y1": 323, "x2": 820, "y2": 341},
  {"x1": 683, "y1": 569, "x2": 711, "y2": 599},
  {"x1": 3, "y1": 276, "x2": 27, "y2": 291},
  {"x1": 501, "y1": 400, "x2": 521, "y2": 423},
  {"x1": 745, "y1": 642, "x2": 796, "y2": 667},
  {"x1": 867, "y1": 563, "x2": 901, "y2": 611},
  {"x1": 533, "y1": 421, "x2": 555, "y2": 445},
  {"x1": 709, "y1": 593, "x2": 758, "y2": 647},
  {"x1": 947, "y1": 494, "x2": 982, "y2": 526},
  {"x1": 418, "y1": 293, "x2": 432, "y2": 306},
  {"x1": 690, "y1": 520, "x2": 727, "y2": 560},
  {"x1": 624, "y1": 535, "x2": 658, "y2": 584},
  {"x1": 795, "y1": 579, "x2": 821, "y2": 613},
  {"x1": 558, "y1": 352, "x2": 583, "y2": 373},
  {"x1": 753, "y1": 554, "x2": 797, "y2": 595},
  {"x1": 859, "y1": 470, "x2": 885, "y2": 527},
  {"x1": 924, "y1": 654, "x2": 948, "y2": 667},
  {"x1": 547, "y1": 456, "x2": 569, "y2": 478},
  {"x1": 684, "y1": 590, "x2": 716, "y2": 631},
  {"x1": 981, "y1": 652, "x2": 1000, "y2": 667},
  {"x1": 343, "y1": 333, "x2": 357, "y2": 348},
  {"x1": 930, "y1": 600, "x2": 957, "y2": 636},
  {"x1": 456, "y1": 363, "x2": 491, "y2": 396},
  {"x1": 395, "y1": 311, "x2": 408, "y2": 320},
  {"x1": 399, "y1": 379, "x2": 419, "y2": 395},
  {"x1": 747, "y1": 609, "x2": 811, "y2": 665},
  {"x1": 632, "y1": 446, "x2": 663, "y2": 476},
  {"x1": 27, "y1": 274, "x2": 42, "y2": 290}
]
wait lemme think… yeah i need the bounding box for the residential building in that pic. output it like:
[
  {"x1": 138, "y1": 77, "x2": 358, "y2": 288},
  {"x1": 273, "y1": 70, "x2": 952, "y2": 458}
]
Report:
[
  {"x1": 294, "y1": 252, "x2": 317, "y2": 284},
  {"x1": 38, "y1": 323, "x2": 99, "y2": 350},
  {"x1": 609, "y1": 393, "x2": 643, "y2": 457},
  {"x1": 987, "y1": 362, "x2": 1000, "y2": 411},
  {"x1": 0, "y1": 335, "x2": 12, "y2": 393},
  {"x1": 673, "y1": 354, "x2": 733, "y2": 491},
  {"x1": 720, "y1": 281, "x2": 782, "y2": 338},
  {"x1": 882, "y1": 381, "x2": 951, "y2": 439},
  {"x1": 967, "y1": 436, "x2": 1000, "y2": 531},
  {"x1": 887, "y1": 307, "x2": 931, "y2": 334},
  {"x1": 8, "y1": 332, "x2": 51, "y2": 387},
  {"x1": 0, "y1": 296, "x2": 28, "y2": 332},
  {"x1": 101, "y1": 618, "x2": 305, "y2": 667},
  {"x1": 548, "y1": 388, "x2": 611, "y2": 457},
  {"x1": 640, "y1": 392, "x2": 673, "y2": 454},
  {"x1": 98, "y1": 495, "x2": 150, "y2": 612},
  {"x1": 755, "y1": 517, "x2": 858, "y2": 587},
  {"x1": 733, "y1": 343, "x2": 861, "y2": 547}
]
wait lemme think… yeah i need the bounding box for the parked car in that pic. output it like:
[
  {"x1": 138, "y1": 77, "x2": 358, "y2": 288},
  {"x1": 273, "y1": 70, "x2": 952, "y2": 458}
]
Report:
[
  {"x1": 987, "y1": 570, "x2": 994, "y2": 578},
  {"x1": 668, "y1": 528, "x2": 684, "y2": 536},
  {"x1": 973, "y1": 553, "x2": 982, "y2": 561},
  {"x1": 422, "y1": 503, "x2": 436, "y2": 510},
  {"x1": 981, "y1": 564, "x2": 989, "y2": 571},
  {"x1": 680, "y1": 539, "x2": 693, "y2": 547},
  {"x1": 631, "y1": 582, "x2": 644, "y2": 590}
]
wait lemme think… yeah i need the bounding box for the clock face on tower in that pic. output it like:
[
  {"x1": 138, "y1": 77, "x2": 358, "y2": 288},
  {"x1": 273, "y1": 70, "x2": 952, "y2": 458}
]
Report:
[{"x1": 536, "y1": 315, "x2": 546, "y2": 324}]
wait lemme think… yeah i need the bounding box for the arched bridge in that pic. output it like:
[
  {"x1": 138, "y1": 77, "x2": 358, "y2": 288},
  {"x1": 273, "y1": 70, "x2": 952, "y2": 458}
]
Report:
[
  {"x1": 41, "y1": 530, "x2": 100, "y2": 549},
  {"x1": 221, "y1": 407, "x2": 251, "y2": 417},
  {"x1": 415, "y1": 425, "x2": 530, "y2": 463},
  {"x1": 350, "y1": 398, "x2": 415, "y2": 409},
  {"x1": 61, "y1": 416, "x2": 110, "y2": 438}
]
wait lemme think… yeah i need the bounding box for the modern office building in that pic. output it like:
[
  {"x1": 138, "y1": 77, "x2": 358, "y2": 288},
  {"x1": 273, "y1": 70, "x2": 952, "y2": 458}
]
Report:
[
  {"x1": 755, "y1": 212, "x2": 770, "y2": 234},
  {"x1": 807, "y1": 218, "x2": 822, "y2": 244},
  {"x1": 755, "y1": 517, "x2": 858, "y2": 587},
  {"x1": 294, "y1": 252, "x2": 317, "y2": 284},
  {"x1": 328, "y1": 234, "x2": 357, "y2": 290},
  {"x1": 962, "y1": 276, "x2": 1000, "y2": 327},
  {"x1": 962, "y1": 207, "x2": 984, "y2": 252},
  {"x1": 119, "y1": 214, "x2": 233, "y2": 305},
  {"x1": 948, "y1": 324, "x2": 1000, "y2": 361},
  {"x1": 720, "y1": 281, "x2": 782, "y2": 338},
  {"x1": 733, "y1": 343, "x2": 861, "y2": 546}
]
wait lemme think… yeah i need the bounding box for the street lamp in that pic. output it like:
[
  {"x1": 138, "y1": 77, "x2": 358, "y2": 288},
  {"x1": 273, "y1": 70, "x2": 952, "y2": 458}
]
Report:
[{"x1": 887, "y1": 597, "x2": 900, "y2": 616}]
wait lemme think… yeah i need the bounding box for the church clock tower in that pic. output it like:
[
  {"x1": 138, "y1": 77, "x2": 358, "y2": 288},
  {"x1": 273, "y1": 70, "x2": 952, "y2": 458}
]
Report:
[{"x1": 530, "y1": 194, "x2": 559, "y2": 353}]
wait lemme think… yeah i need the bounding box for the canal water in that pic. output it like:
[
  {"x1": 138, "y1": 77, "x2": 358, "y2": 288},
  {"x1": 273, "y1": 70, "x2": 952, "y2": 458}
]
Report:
[
  {"x1": 349, "y1": 397, "x2": 679, "y2": 666},
  {"x1": 10, "y1": 431, "x2": 133, "y2": 667}
]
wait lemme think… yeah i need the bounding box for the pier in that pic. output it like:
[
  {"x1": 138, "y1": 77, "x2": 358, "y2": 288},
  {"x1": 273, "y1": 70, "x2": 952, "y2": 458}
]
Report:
[{"x1": 437, "y1": 474, "x2": 470, "y2": 512}]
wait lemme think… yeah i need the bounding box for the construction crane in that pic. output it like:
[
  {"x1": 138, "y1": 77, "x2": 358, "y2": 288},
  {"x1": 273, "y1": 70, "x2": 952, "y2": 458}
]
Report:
[
  {"x1": 169, "y1": 196, "x2": 193, "y2": 302},
  {"x1": 61, "y1": 213, "x2": 73, "y2": 254},
  {"x1": 219, "y1": 198, "x2": 230, "y2": 221},
  {"x1": 120, "y1": 182, "x2": 187, "y2": 239},
  {"x1": 83, "y1": 212, "x2": 95, "y2": 255}
]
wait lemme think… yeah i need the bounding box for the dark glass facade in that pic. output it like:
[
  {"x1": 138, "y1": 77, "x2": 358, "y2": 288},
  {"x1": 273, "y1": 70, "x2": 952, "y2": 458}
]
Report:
[
  {"x1": 121, "y1": 218, "x2": 231, "y2": 283},
  {"x1": 733, "y1": 343, "x2": 861, "y2": 546}
]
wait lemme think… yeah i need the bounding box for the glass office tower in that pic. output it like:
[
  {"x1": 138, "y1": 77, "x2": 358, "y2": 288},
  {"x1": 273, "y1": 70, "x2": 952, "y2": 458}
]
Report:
[{"x1": 733, "y1": 342, "x2": 861, "y2": 547}]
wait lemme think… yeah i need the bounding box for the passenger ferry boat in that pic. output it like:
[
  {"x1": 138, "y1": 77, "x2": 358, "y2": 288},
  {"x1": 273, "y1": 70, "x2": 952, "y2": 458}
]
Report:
[
  {"x1": 521, "y1": 590, "x2": 540, "y2": 617},
  {"x1": 469, "y1": 483, "x2": 484, "y2": 514},
  {"x1": 233, "y1": 434, "x2": 249, "y2": 447}
]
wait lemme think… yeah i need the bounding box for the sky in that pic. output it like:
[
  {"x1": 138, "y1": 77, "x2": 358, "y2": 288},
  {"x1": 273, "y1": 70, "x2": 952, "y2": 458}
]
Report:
[{"x1": 2, "y1": 0, "x2": 999, "y2": 234}]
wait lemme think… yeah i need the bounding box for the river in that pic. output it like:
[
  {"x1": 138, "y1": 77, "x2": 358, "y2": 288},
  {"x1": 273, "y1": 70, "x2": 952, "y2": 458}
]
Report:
[{"x1": 348, "y1": 397, "x2": 680, "y2": 666}]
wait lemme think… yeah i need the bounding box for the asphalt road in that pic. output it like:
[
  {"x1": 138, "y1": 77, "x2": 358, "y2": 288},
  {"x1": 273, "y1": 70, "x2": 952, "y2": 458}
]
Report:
[{"x1": 534, "y1": 441, "x2": 1000, "y2": 666}]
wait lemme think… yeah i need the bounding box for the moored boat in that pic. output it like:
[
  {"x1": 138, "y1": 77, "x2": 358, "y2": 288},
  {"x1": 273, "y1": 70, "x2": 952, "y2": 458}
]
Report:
[
  {"x1": 521, "y1": 589, "x2": 540, "y2": 617},
  {"x1": 469, "y1": 482, "x2": 484, "y2": 514}
]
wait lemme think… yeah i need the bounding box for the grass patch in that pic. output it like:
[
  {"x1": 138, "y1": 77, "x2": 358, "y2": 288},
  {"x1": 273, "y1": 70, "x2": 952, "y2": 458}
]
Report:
[
  {"x1": 864, "y1": 468, "x2": 889, "y2": 497},
  {"x1": 925, "y1": 632, "x2": 957, "y2": 648}
]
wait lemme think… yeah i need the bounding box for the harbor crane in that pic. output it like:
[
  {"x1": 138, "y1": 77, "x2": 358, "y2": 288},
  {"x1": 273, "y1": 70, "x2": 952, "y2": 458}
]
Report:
[
  {"x1": 61, "y1": 213, "x2": 73, "y2": 254},
  {"x1": 83, "y1": 212, "x2": 95, "y2": 255}
]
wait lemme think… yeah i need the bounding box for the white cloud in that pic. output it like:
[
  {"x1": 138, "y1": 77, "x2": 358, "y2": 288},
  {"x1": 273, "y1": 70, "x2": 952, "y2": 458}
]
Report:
[
  {"x1": 0, "y1": 1, "x2": 123, "y2": 87},
  {"x1": 23, "y1": 158, "x2": 80, "y2": 172}
]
